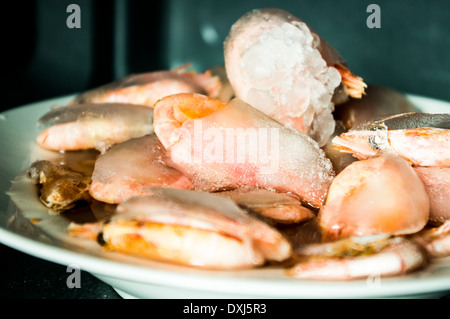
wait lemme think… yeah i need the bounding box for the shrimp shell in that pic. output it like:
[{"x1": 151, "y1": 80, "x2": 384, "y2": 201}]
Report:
[
  {"x1": 412, "y1": 221, "x2": 450, "y2": 258},
  {"x1": 332, "y1": 112, "x2": 450, "y2": 167},
  {"x1": 286, "y1": 235, "x2": 427, "y2": 280},
  {"x1": 36, "y1": 103, "x2": 154, "y2": 152},
  {"x1": 69, "y1": 65, "x2": 222, "y2": 106},
  {"x1": 216, "y1": 187, "x2": 315, "y2": 224},
  {"x1": 96, "y1": 188, "x2": 292, "y2": 268}
]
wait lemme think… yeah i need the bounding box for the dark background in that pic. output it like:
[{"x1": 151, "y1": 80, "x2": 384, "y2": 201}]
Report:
[
  {"x1": 3, "y1": 0, "x2": 450, "y2": 112},
  {"x1": 1, "y1": 0, "x2": 449, "y2": 299}
]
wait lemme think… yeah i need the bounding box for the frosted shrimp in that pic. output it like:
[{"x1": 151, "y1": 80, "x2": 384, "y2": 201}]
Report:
[
  {"x1": 224, "y1": 8, "x2": 366, "y2": 146},
  {"x1": 69, "y1": 188, "x2": 292, "y2": 269},
  {"x1": 153, "y1": 93, "x2": 335, "y2": 208},
  {"x1": 70, "y1": 64, "x2": 223, "y2": 106},
  {"x1": 414, "y1": 166, "x2": 450, "y2": 223},
  {"x1": 89, "y1": 134, "x2": 193, "y2": 204},
  {"x1": 318, "y1": 154, "x2": 429, "y2": 240},
  {"x1": 36, "y1": 103, "x2": 154, "y2": 153}
]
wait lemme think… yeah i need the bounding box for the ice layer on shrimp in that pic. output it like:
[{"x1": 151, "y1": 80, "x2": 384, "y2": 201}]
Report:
[
  {"x1": 224, "y1": 8, "x2": 366, "y2": 146},
  {"x1": 153, "y1": 93, "x2": 335, "y2": 208}
]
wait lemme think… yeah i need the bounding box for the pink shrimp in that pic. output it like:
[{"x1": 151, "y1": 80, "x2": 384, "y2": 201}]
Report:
[
  {"x1": 70, "y1": 64, "x2": 223, "y2": 106},
  {"x1": 224, "y1": 8, "x2": 366, "y2": 146},
  {"x1": 69, "y1": 188, "x2": 292, "y2": 269},
  {"x1": 332, "y1": 112, "x2": 450, "y2": 167},
  {"x1": 89, "y1": 134, "x2": 193, "y2": 204},
  {"x1": 153, "y1": 93, "x2": 335, "y2": 208},
  {"x1": 414, "y1": 166, "x2": 450, "y2": 224},
  {"x1": 36, "y1": 103, "x2": 154, "y2": 153},
  {"x1": 412, "y1": 221, "x2": 450, "y2": 258},
  {"x1": 286, "y1": 235, "x2": 427, "y2": 280},
  {"x1": 217, "y1": 188, "x2": 315, "y2": 224},
  {"x1": 318, "y1": 153, "x2": 430, "y2": 240}
]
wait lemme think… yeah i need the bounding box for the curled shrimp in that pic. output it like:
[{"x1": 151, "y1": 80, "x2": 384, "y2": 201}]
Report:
[
  {"x1": 412, "y1": 221, "x2": 450, "y2": 258},
  {"x1": 286, "y1": 235, "x2": 427, "y2": 280}
]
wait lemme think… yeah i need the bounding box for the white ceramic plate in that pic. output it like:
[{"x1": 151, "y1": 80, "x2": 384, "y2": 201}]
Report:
[{"x1": 0, "y1": 94, "x2": 449, "y2": 299}]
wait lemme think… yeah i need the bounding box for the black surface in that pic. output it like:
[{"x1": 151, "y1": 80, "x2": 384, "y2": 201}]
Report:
[
  {"x1": 1, "y1": 0, "x2": 450, "y2": 299},
  {"x1": 0, "y1": 244, "x2": 121, "y2": 299},
  {"x1": 1, "y1": 241, "x2": 450, "y2": 299}
]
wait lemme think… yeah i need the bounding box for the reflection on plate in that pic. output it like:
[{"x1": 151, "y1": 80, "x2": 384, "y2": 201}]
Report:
[{"x1": 0, "y1": 94, "x2": 449, "y2": 299}]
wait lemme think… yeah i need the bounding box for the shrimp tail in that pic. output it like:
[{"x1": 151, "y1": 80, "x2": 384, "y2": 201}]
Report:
[
  {"x1": 335, "y1": 63, "x2": 367, "y2": 99},
  {"x1": 172, "y1": 63, "x2": 222, "y2": 99},
  {"x1": 195, "y1": 70, "x2": 222, "y2": 99}
]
